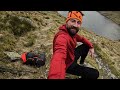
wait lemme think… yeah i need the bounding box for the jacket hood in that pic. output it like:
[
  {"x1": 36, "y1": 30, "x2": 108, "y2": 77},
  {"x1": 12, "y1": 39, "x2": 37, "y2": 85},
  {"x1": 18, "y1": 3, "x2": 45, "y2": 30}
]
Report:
[{"x1": 58, "y1": 24, "x2": 68, "y2": 33}]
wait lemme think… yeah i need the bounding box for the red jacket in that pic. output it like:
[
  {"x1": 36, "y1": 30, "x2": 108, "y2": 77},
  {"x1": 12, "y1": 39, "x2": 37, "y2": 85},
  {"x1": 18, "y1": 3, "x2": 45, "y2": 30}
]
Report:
[{"x1": 48, "y1": 24, "x2": 93, "y2": 79}]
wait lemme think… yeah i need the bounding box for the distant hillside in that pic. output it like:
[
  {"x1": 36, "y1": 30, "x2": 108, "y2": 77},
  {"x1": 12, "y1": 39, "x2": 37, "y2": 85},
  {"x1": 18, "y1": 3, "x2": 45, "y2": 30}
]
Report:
[
  {"x1": 0, "y1": 11, "x2": 120, "y2": 79},
  {"x1": 99, "y1": 11, "x2": 120, "y2": 26}
]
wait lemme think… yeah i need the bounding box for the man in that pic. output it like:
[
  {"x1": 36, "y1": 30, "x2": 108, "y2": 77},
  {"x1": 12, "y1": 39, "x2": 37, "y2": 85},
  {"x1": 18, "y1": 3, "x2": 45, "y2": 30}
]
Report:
[{"x1": 48, "y1": 11, "x2": 99, "y2": 79}]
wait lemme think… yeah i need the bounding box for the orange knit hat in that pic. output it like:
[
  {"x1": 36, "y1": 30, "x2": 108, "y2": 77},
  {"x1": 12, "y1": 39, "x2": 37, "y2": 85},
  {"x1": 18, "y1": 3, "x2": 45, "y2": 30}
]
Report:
[{"x1": 66, "y1": 11, "x2": 84, "y2": 23}]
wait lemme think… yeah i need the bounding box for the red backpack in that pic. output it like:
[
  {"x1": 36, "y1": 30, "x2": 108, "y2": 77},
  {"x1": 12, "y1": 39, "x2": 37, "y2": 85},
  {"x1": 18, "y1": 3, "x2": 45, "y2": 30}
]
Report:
[{"x1": 21, "y1": 52, "x2": 46, "y2": 67}]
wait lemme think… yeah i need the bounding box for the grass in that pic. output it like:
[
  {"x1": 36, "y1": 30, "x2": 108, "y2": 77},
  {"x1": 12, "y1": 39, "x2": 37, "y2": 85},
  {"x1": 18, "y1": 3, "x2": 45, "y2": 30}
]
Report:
[
  {"x1": 9, "y1": 15, "x2": 36, "y2": 36},
  {"x1": 0, "y1": 31, "x2": 16, "y2": 51},
  {"x1": 23, "y1": 34, "x2": 37, "y2": 47},
  {"x1": 0, "y1": 13, "x2": 36, "y2": 36},
  {"x1": 93, "y1": 43, "x2": 120, "y2": 78}
]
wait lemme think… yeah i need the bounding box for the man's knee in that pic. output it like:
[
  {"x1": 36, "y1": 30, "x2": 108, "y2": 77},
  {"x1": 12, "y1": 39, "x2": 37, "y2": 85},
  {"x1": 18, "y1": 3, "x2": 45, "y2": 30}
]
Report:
[
  {"x1": 79, "y1": 44, "x2": 90, "y2": 56},
  {"x1": 82, "y1": 44, "x2": 90, "y2": 50},
  {"x1": 76, "y1": 44, "x2": 90, "y2": 52}
]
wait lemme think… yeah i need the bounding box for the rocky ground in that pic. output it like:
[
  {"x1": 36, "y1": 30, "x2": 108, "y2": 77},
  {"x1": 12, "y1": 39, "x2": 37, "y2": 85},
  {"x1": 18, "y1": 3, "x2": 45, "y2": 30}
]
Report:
[{"x1": 0, "y1": 11, "x2": 120, "y2": 79}]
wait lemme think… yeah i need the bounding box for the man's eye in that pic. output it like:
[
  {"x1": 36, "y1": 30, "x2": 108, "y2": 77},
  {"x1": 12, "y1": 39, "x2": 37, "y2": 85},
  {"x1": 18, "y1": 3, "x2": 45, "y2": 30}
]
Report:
[{"x1": 77, "y1": 22, "x2": 81, "y2": 24}]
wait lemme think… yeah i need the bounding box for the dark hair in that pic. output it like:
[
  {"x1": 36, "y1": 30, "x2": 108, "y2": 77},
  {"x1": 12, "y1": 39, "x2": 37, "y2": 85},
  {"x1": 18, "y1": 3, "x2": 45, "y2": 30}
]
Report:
[{"x1": 68, "y1": 11, "x2": 84, "y2": 16}]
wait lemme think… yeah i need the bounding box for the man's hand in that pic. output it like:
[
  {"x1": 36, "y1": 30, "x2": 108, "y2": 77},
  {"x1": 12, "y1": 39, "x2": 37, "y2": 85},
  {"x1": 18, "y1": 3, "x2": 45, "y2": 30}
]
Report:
[{"x1": 89, "y1": 48, "x2": 95, "y2": 59}]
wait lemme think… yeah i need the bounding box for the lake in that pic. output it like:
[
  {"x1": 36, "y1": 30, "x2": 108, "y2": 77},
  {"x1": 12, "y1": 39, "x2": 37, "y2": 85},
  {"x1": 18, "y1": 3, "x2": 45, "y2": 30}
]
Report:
[{"x1": 58, "y1": 11, "x2": 120, "y2": 40}]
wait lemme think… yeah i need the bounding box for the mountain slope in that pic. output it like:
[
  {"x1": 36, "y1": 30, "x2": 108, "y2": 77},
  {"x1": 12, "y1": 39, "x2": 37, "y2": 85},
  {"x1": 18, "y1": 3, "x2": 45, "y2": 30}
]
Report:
[{"x1": 0, "y1": 11, "x2": 120, "y2": 79}]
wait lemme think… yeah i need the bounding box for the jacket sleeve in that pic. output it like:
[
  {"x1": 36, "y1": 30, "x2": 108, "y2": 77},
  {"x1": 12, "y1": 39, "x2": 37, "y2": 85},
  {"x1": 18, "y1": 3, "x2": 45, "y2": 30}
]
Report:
[
  {"x1": 76, "y1": 34, "x2": 93, "y2": 48},
  {"x1": 48, "y1": 34, "x2": 67, "y2": 79}
]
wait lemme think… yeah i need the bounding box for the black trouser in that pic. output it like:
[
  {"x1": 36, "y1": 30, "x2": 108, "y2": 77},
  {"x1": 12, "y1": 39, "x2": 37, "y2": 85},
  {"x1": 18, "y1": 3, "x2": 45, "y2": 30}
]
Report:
[{"x1": 66, "y1": 44, "x2": 99, "y2": 79}]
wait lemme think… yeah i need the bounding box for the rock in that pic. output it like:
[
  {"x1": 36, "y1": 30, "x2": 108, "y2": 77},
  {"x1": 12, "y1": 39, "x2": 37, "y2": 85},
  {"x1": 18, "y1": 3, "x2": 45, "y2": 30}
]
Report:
[{"x1": 4, "y1": 52, "x2": 21, "y2": 61}]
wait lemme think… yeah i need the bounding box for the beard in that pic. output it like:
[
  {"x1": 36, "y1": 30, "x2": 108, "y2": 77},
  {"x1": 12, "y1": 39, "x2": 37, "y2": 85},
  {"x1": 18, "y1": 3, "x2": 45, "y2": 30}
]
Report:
[{"x1": 66, "y1": 25, "x2": 79, "y2": 36}]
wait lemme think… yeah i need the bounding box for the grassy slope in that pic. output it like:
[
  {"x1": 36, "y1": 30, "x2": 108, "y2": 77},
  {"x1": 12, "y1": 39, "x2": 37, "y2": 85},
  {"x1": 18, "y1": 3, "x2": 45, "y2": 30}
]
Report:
[
  {"x1": 0, "y1": 11, "x2": 120, "y2": 79},
  {"x1": 79, "y1": 28, "x2": 120, "y2": 78}
]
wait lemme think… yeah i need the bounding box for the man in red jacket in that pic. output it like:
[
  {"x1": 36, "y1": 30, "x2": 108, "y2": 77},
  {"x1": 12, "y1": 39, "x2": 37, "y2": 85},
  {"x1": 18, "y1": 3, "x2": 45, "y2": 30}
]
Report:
[{"x1": 48, "y1": 11, "x2": 99, "y2": 79}]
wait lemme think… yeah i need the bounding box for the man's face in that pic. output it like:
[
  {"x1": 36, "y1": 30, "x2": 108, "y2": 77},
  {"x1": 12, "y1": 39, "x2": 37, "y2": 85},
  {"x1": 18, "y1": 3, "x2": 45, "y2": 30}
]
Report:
[{"x1": 66, "y1": 18, "x2": 81, "y2": 36}]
